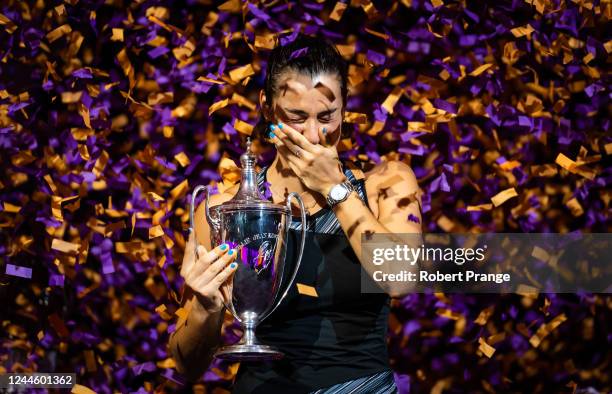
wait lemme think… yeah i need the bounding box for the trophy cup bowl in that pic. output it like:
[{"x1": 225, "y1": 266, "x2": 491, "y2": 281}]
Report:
[{"x1": 188, "y1": 139, "x2": 306, "y2": 361}]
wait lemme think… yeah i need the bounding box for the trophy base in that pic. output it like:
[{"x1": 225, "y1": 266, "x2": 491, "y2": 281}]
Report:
[{"x1": 213, "y1": 344, "x2": 284, "y2": 361}]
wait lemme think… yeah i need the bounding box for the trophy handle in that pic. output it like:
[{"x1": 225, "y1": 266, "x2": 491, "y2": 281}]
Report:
[
  {"x1": 190, "y1": 185, "x2": 221, "y2": 254},
  {"x1": 259, "y1": 192, "x2": 307, "y2": 323},
  {"x1": 190, "y1": 185, "x2": 239, "y2": 321},
  {"x1": 189, "y1": 185, "x2": 207, "y2": 258}
]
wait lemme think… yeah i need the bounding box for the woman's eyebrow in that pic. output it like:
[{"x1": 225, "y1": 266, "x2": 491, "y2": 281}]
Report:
[{"x1": 285, "y1": 107, "x2": 338, "y2": 115}]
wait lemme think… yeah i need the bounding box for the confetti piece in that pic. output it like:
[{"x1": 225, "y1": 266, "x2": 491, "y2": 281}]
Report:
[
  {"x1": 149, "y1": 225, "x2": 165, "y2": 239},
  {"x1": 343, "y1": 112, "x2": 368, "y2": 124},
  {"x1": 51, "y1": 239, "x2": 81, "y2": 254},
  {"x1": 209, "y1": 98, "x2": 230, "y2": 116},
  {"x1": 296, "y1": 283, "x2": 318, "y2": 297},
  {"x1": 478, "y1": 337, "x2": 496, "y2": 358},
  {"x1": 228, "y1": 64, "x2": 255, "y2": 83},
  {"x1": 111, "y1": 28, "x2": 124, "y2": 41},
  {"x1": 71, "y1": 384, "x2": 97, "y2": 394},
  {"x1": 46, "y1": 24, "x2": 72, "y2": 43},
  {"x1": 174, "y1": 152, "x2": 190, "y2": 167},
  {"x1": 5, "y1": 264, "x2": 32, "y2": 279},
  {"x1": 529, "y1": 314, "x2": 568, "y2": 348},
  {"x1": 329, "y1": 2, "x2": 348, "y2": 21},
  {"x1": 491, "y1": 188, "x2": 518, "y2": 207},
  {"x1": 233, "y1": 119, "x2": 254, "y2": 135}
]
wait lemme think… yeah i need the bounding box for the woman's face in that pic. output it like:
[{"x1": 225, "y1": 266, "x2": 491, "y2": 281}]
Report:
[{"x1": 261, "y1": 70, "x2": 344, "y2": 147}]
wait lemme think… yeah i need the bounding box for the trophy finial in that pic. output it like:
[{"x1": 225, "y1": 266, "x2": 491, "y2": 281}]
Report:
[
  {"x1": 240, "y1": 137, "x2": 256, "y2": 170},
  {"x1": 233, "y1": 136, "x2": 266, "y2": 202}
]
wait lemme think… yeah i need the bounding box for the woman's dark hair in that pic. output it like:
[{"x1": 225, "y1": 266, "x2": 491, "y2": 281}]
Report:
[{"x1": 252, "y1": 34, "x2": 349, "y2": 144}]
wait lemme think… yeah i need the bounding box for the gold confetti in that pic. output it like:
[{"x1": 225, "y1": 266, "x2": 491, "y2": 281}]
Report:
[
  {"x1": 83, "y1": 350, "x2": 97, "y2": 372},
  {"x1": 343, "y1": 112, "x2": 368, "y2": 124},
  {"x1": 490, "y1": 187, "x2": 518, "y2": 207},
  {"x1": 565, "y1": 197, "x2": 584, "y2": 217},
  {"x1": 148, "y1": 192, "x2": 165, "y2": 201},
  {"x1": 436, "y1": 215, "x2": 456, "y2": 232},
  {"x1": 296, "y1": 283, "x2": 318, "y2": 297},
  {"x1": 174, "y1": 152, "x2": 190, "y2": 167},
  {"x1": 155, "y1": 304, "x2": 173, "y2": 320},
  {"x1": 218, "y1": 0, "x2": 242, "y2": 13},
  {"x1": 0, "y1": 13, "x2": 17, "y2": 34},
  {"x1": 510, "y1": 24, "x2": 535, "y2": 38},
  {"x1": 364, "y1": 28, "x2": 389, "y2": 40},
  {"x1": 255, "y1": 34, "x2": 276, "y2": 49},
  {"x1": 231, "y1": 92, "x2": 257, "y2": 111},
  {"x1": 381, "y1": 86, "x2": 404, "y2": 114},
  {"x1": 117, "y1": 48, "x2": 135, "y2": 91},
  {"x1": 233, "y1": 119, "x2": 254, "y2": 136},
  {"x1": 218, "y1": 155, "x2": 241, "y2": 185},
  {"x1": 61, "y1": 91, "x2": 83, "y2": 103},
  {"x1": 529, "y1": 314, "x2": 567, "y2": 348},
  {"x1": 51, "y1": 239, "x2": 80, "y2": 254},
  {"x1": 46, "y1": 24, "x2": 72, "y2": 43},
  {"x1": 336, "y1": 43, "x2": 356, "y2": 59},
  {"x1": 478, "y1": 337, "x2": 496, "y2": 358},
  {"x1": 329, "y1": 2, "x2": 348, "y2": 21},
  {"x1": 209, "y1": 98, "x2": 230, "y2": 116},
  {"x1": 474, "y1": 305, "x2": 495, "y2": 325},
  {"x1": 197, "y1": 76, "x2": 225, "y2": 85},
  {"x1": 170, "y1": 179, "x2": 189, "y2": 201},
  {"x1": 228, "y1": 64, "x2": 255, "y2": 83},
  {"x1": 149, "y1": 225, "x2": 164, "y2": 239},
  {"x1": 466, "y1": 204, "x2": 493, "y2": 211},
  {"x1": 531, "y1": 245, "x2": 551, "y2": 262},
  {"x1": 93, "y1": 150, "x2": 109, "y2": 177},
  {"x1": 71, "y1": 384, "x2": 97, "y2": 394},
  {"x1": 115, "y1": 241, "x2": 142, "y2": 254},
  {"x1": 3, "y1": 202, "x2": 21, "y2": 213},
  {"x1": 469, "y1": 63, "x2": 494, "y2": 76},
  {"x1": 111, "y1": 28, "x2": 124, "y2": 41}
]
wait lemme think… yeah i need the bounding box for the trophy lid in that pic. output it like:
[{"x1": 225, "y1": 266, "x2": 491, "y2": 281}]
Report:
[{"x1": 213, "y1": 138, "x2": 289, "y2": 214}]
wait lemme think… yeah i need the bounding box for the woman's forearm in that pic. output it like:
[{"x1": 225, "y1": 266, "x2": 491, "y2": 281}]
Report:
[{"x1": 169, "y1": 298, "x2": 225, "y2": 382}]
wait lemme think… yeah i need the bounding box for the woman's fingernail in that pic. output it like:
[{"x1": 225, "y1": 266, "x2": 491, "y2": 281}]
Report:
[
  {"x1": 277, "y1": 122, "x2": 283, "y2": 129},
  {"x1": 268, "y1": 131, "x2": 276, "y2": 138},
  {"x1": 228, "y1": 249, "x2": 234, "y2": 256},
  {"x1": 220, "y1": 243, "x2": 228, "y2": 250},
  {"x1": 322, "y1": 127, "x2": 327, "y2": 134},
  {"x1": 270, "y1": 124, "x2": 276, "y2": 131},
  {"x1": 230, "y1": 263, "x2": 237, "y2": 269}
]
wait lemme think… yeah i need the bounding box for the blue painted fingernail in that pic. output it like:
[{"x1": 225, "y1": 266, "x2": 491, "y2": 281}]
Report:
[
  {"x1": 268, "y1": 131, "x2": 276, "y2": 138},
  {"x1": 277, "y1": 122, "x2": 283, "y2": 129},
  {"x1": 322, "y1": 127, "x2": 327, "y2": 134},
  {"x1": 230, "y1": 263, "x2": 237, "y2": 269},
  {"x1": 228, "y1": 249, "x2": 234, "y2": 255},
  {"x1": 220, "y1": 243, "x2": 228, "y2": 250},
  {"x1": 270, "y1": 124, "x2": 276, "y2": 130}
]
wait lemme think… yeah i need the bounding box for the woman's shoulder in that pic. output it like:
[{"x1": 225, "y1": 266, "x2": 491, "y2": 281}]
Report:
[
  {"x1": 361, "y1": 160, "x2": 422, "y2": 216},
  {"x1": 363, "y1": 160, "x2": 418, "y2": 187}
]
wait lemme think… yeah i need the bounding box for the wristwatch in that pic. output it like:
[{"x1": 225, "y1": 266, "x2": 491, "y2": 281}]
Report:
[{"x1": 325, "y1": 180, "x2": 354, "y2": 208}]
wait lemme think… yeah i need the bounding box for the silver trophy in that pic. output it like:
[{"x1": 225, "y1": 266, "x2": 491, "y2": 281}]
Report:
[{"x1": 189, "y1": 138, "x2": 306, "y2": 361}]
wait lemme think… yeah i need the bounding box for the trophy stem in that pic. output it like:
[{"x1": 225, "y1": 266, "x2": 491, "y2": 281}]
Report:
[
  {"x1": 238, "y1": 312, "x2": 258, "y2": 346},
  {"x1": 213, "y1": 312, "x2": 284, "y2": 361}
]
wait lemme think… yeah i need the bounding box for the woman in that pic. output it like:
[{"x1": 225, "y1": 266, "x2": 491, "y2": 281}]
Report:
[{"x1": 170, "y1": 34, "x2": 423, "y2": 393}]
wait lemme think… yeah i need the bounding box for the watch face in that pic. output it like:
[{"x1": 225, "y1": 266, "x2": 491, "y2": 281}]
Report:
[{"x1": 330, "y1": 184, "x2": 348, "y2": 200}]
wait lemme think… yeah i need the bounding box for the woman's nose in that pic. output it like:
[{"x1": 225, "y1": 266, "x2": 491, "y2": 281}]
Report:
[{"x1": 302, "y1": 120, "x2": 320, "y2": 144}]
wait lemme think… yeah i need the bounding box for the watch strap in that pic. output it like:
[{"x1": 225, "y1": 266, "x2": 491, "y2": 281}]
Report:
[{"x1": 326, "y1": 180, "x2": 354, "y2": 208}]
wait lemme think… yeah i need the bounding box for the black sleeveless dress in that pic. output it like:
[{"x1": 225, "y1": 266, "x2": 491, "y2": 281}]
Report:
[{"x1": 231, "y1": 162, "x2": 398, "y2": 394}]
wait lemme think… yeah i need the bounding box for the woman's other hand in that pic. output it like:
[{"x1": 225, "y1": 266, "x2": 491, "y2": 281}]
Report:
[{"x1": 180, "y1": 229, "x2": 239, "y2": 314}]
